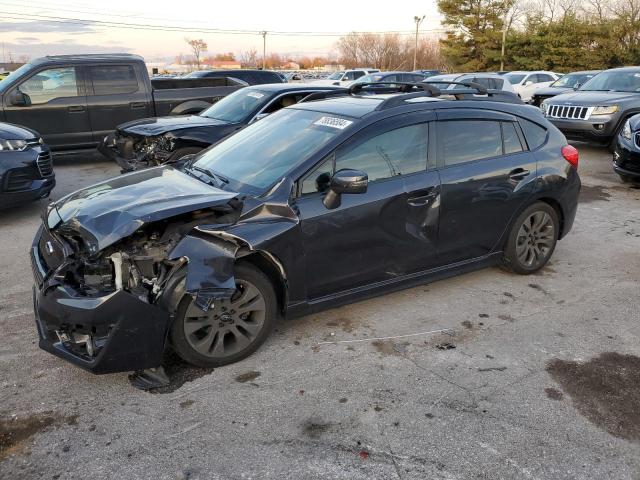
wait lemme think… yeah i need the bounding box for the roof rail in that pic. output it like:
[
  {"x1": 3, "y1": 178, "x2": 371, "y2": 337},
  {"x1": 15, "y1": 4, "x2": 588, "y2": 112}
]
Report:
[
  {"x1": 300, "y1": 89, "x2": 350, "y2": 103},
  {"x1": 439, "y1": 88, "x2": 523, "y2": 104},
  {"x1": 349, "y1": 81, "x2": 440, "y2": 96},
  {"x1": 423, "y1": 80, "x2": 488, "y2": 95}
]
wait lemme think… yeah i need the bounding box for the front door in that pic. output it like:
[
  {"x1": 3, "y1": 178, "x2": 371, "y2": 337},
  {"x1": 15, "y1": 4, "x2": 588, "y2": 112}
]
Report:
[
  {"x1": 294, "y1": 113, "x2": 440, "y2": 300},
  {"x1": 436, "y1": 110, "x2": 537, "y2": 265},
  {"x1": 4, "y1": 66, "x2": 91, "y2": 148}
]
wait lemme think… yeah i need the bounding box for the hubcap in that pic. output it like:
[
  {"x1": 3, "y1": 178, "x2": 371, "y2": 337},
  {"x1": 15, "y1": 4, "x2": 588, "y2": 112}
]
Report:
[
  {"x1": 183, "y1": 279, "x2": 266, "y2": 358},
  {"x1": 515, "y1": 211, "x2": 555, "y2": 268}
]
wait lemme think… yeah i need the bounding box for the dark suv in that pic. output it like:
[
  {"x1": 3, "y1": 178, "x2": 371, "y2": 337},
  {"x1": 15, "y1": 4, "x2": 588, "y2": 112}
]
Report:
[
  {"x1": 0, "y1": 122, "x2": 55, "y2": 208},
  {"x1": 31, "y1": 83, "x2": 580, "y2": 376},
  {"x1": 541, "y1": 67, "x2": 640, "y2": 147}
]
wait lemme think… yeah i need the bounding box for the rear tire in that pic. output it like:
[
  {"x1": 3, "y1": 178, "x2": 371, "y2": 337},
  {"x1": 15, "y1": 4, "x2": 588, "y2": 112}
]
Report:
[
  {"x1": 502, "y1": 202, "x2": 559, "y2": 275},
  {"x1": 169, "y1": 263, "x2": 278, "y2": 368},
  {"x1": 168, "y1": 146, "x2": 203, "y2": 163}
]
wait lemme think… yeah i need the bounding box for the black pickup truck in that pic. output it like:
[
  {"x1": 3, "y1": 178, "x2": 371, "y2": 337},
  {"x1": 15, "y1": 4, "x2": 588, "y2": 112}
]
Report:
[{"x1": 0, "y1": 54, "x2": 244, "y2": 152}]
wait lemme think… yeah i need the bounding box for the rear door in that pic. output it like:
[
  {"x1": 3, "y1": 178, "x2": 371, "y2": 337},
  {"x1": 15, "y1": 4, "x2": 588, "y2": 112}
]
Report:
[
  {"x1": 435, "y1": 109, "x2": 537, "y2": 265},
  {"x1": 294, "y1": 112, "x2": 440, "y2": 299},
  {"x1": 85, "y1": 63, "x2": 152, "y2": 142},
  {"x1": 3, "y1": 65, "x2": 91, "y2": 148}
]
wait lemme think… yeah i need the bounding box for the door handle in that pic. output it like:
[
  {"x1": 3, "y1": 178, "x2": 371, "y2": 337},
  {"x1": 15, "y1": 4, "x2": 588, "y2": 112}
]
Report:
[
  {"x1": 68, "y1": 105, "x2": 85, "y2": 113},
  {"x1": 130, "y1": 102, "x2": 146, "y2": 109},
  {"x1": 407, "y1": 191, "x2": 438, "y2": 207},
  {"x1": 509, "y1": 168, "x2": 530, "y2": 181}
]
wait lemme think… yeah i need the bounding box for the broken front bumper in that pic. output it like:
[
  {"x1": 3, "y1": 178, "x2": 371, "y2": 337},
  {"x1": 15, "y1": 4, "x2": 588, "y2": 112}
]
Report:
[{"x1": 30, "y1": 230, "x2": 170, "y2": 374}]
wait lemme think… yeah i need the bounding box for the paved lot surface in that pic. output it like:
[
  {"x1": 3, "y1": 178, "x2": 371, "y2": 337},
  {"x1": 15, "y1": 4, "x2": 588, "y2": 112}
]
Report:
[{"x1": 1, "y1": 146, "x2": 639, "y2": 480}]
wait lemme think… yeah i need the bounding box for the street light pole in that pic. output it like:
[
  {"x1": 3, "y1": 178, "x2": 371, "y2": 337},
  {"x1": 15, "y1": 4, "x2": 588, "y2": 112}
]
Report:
[
  {"x1": 261, "y1": 31, "x2": 267, "y2": 70},
  {"x1": 413, "y1": 15, "x2": 425, "y2": 71}
]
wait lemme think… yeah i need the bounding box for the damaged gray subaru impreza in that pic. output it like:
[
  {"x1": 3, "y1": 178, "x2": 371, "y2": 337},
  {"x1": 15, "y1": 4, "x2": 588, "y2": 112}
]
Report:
[{"x1": 30, "y1": 83, "x2": 580, "y2": 376}]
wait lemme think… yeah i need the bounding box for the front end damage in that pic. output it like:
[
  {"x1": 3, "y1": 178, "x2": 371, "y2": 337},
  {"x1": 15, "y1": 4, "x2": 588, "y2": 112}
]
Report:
[
  {"x1": 31, "y1": 189, "x2": 251, "y2": 373},
  {"x1": 100, "y1": 131, "x2": 177, "y2": 173}
]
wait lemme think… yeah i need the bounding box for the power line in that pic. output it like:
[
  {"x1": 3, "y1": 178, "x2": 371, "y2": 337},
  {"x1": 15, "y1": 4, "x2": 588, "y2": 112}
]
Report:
[{"x1": 0, "y1": 11, "x2": 446, "y2": 37}]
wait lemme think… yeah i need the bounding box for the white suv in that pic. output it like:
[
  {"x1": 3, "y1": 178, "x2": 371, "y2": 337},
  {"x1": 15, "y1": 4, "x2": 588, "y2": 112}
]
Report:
[
  {"x1": 504, "y1": 71, "x2": 561, "y2": 102},
  {"x1": 312, "y1": 69, "x2": 380, "y2": 87}
]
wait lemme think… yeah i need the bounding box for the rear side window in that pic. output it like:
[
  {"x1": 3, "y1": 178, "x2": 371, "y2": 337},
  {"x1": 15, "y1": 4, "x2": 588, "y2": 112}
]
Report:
[
  {"x1": 89, "y1": 65, "x2": 138, "y2": 95},
  {"x1": 519, "y1": 119, "x2": 547, "y2": 150},
  {"x1": 441, "y1": 120, "x2": 502, "y2": 166},
  {"x1": 502, "y1": 122, "x2": 524, "y2": 154}
]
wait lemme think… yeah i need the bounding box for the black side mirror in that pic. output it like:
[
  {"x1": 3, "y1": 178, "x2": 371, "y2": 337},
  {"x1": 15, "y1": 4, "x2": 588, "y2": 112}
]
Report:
[
  {"x1": 9, "y1": 90, "x2": 29, "y2": 106},
  {"x1": 573, "y1": 83, "x2": 581, "y2": 90},
  {"x1": 323, "y1": 169, "x2": 368, "y2": 209}
]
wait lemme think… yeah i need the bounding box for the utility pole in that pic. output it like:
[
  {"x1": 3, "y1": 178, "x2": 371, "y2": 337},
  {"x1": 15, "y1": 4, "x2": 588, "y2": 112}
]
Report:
[
  {"x1": 261, "y1": 31, "x2": 267, "y2": 70},
  {"x1": 500, "y1": 11, "x2": 509, "y2": 71},
  {"x1": 413, "y1": 15, "x2": 425, "y2": 71}
]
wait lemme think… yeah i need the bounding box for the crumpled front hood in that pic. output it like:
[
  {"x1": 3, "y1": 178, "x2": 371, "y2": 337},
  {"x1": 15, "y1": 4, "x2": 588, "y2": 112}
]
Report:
[
  {"x1": 550, "y1": 91, "x2": 640, "y2": 105},
  {"x1": 49, "y1": 167, "x2": 240, "y2": 252},
  {"x1": 118, "y1": 115, "x2": 229, "y2": 136}
]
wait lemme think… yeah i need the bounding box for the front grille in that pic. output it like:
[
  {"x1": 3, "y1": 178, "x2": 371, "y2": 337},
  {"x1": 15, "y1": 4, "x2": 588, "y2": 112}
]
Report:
[
  {"x1": 546, "y1": 104, "x2": 593, "y2": 120},
  {"x1": 5, "y1": 170, "x2": 32, "y2": 191},
  {"x1": 37, "y1": 151, "x2": 54, "y2": 177}
]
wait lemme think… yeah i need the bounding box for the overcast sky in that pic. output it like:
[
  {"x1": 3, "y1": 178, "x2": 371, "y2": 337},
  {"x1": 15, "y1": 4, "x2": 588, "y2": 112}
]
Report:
[{"x1": 0, "y1": 0, "x2": 443, "y2": 61}]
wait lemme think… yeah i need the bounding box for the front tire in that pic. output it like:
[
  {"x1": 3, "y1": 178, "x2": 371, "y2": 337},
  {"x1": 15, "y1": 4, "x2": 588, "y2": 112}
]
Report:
[
  {"x1": 502, "y1": 202, "x2": 559, "y2": 275},
  {"x1": 170, "y1": 263, "x2": 278, "y2": 368}
]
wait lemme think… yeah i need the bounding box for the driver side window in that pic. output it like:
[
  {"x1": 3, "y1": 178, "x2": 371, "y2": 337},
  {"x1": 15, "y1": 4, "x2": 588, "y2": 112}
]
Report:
[
  {"x1": 19, "y1": 67, "x2": 79, "y2": 105},
  {"x1": 300, "y1": 123, "x2": 428, "y2": 195}
]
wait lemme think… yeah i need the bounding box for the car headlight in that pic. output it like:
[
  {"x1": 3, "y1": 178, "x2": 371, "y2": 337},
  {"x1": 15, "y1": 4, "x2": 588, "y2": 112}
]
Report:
[
  {"x1": 0, "y1": 139, "x2": 27, "y2": 151},
  {"x1": 540, "y1": 102, "x2": 548, "y2": 114},
  {"x1": 622, "y1": 119, "x2": 632, "y2": 140},
  {"x1": 592, "y1": 105, "x2": 619, "y2": 115}
]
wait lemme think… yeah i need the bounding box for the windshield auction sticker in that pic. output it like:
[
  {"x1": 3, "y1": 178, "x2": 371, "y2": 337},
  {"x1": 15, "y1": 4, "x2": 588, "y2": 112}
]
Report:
[
  {"x1": 313, "y1": 116, "x2": 353, "y2": 130},
  {"x1": 247, "y1": 91, "x2": 265, "y2": 99}
]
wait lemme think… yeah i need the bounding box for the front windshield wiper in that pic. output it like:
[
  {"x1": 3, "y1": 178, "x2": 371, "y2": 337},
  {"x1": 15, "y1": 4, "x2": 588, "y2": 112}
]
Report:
[{"x1": 192, "y1": 165, "x2": 229, "y2": 186}]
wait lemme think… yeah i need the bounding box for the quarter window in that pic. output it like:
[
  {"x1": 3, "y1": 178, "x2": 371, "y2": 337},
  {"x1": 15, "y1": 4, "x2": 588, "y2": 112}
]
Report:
[
  {"x1": 19, "y1": 67, "x2": 79, "y2": 104},
  {"x1": 519, "y1": 119, "x2": 547, "y2": 150},
  {"x1": 441, "y1": 120, "x2": 502, "y2": 166},
  {"x1": 89, "y1": 65, "x2": 138, "y2": 95}
]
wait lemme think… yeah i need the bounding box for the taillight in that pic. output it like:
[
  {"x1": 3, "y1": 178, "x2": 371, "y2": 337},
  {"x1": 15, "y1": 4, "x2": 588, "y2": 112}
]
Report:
[{"x1": 562, "y1": 145, "x2": 579, "y2": 168}]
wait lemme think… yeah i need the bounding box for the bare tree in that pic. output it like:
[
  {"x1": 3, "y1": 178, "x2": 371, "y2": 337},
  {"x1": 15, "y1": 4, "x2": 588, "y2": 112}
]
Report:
[
  {"x1": 239, "y1": 48, "x2": 258, "y2": 68},
  {"x1": 185, "y1": 38, "x2": 208, "y2": 69}
]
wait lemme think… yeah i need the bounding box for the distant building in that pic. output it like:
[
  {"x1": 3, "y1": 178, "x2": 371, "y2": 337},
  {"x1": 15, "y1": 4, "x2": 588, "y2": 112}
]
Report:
[{"x1": 202, "y1": 59, "x2": 242, "y2": 69}]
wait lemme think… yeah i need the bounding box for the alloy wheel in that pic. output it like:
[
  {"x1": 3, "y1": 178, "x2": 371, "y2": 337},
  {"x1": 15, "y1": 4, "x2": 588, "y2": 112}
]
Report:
[
  {"x1": 183, "y1": 279, "x2": 266, "y2": 359},
  {"x1": 515, "y1": 211, "x2": 556, "y2": 268}
]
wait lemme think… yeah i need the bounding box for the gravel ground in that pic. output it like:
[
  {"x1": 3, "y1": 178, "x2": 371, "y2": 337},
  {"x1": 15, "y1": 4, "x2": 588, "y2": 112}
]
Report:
[{"x1": 1, "y1": 146, "x2": 639, "y2": 480}]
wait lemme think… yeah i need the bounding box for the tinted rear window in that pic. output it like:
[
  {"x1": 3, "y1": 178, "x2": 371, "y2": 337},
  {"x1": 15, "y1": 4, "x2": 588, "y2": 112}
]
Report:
[
  {"x1": 441, "y1": 120, "x2": 503, "y2": 165},
  {"x1": 519, "y1": 119, "x2": 548, "y2": 150},
  {"x1": 89, "y1": 65, "x2": 138, "y2": 95}
]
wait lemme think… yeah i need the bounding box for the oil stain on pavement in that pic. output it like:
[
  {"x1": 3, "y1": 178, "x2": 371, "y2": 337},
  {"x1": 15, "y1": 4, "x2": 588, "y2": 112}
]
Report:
[
  {"x1": 0, "y1": 412, "x2": 76, "y2": 460},
  {"x1": 546, "y1": 352, "x2": 640, "y2": 442},
  {"x1": 579, "y1": 185, "x2": 611, "y2": 203}
]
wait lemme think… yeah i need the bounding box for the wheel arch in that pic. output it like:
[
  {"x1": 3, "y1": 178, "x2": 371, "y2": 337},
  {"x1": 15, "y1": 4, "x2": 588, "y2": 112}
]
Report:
[
  {"x1": 237, "y1": 250, "x2": 288, "y2": 316},
  {"x1": 535, "y1": 196, "x2": 565, "y2": 238},
  {"x1": 169, "y1": 100, "x2": 211, "y2": 115}
]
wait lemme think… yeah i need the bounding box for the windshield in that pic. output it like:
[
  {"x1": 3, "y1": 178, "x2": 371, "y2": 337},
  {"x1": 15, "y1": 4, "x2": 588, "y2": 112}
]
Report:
[
  {"x1": 0, "y1": 63, "x2": 35, "y2": 92},
  {"x1": 579, "y1": 70, "x2": 640, "y2": 92},
  {"x1": 199, "y1": 88, "x2": 272, "y2": 123},
  {"x1": 194, "y1": 109, "x2": 348, "y2": 194},
  {"x1": 505, "y1": 73, "x2": 526, "y2": 85},
  {"x1": 327, "y1": 72, "x2": 344, "y2": 80},
  {"x1": 551, "y1": 73, "x2": 596, "y2": 88}
]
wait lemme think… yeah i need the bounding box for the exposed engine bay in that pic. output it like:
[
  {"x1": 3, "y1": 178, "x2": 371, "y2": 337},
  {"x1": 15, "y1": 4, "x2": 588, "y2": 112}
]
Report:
[{"x1": 102, "y1": 131, "x2": 177, "y2": 172}]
